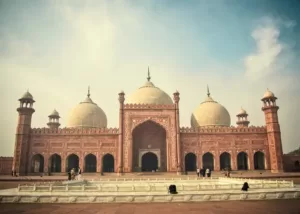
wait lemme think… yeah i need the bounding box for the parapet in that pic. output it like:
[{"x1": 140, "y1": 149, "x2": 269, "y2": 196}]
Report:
[
  {"x1": 180, "y1": 125, "x2": 266, "y2": 134},
  {"x1": 31, "y1": 127, "x2": 119, "y2": 135},
  {"x1": 124, "y1": 103, "x2": 175, "y2": 110}
]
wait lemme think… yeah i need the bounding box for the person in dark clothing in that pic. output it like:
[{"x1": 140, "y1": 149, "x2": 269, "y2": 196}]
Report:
[
  {"x1": 168, "y1": 185, "x2": 178, "y2": 194},
  {"x1": 241, "y1": 182, "x2": 249, "y2": 191},
  {"x1": 68, "y1": 171, "x2": 71, "y2": 181},
  {"x1": 201, "y1": 168, "x2": 205, "y2": 177}
]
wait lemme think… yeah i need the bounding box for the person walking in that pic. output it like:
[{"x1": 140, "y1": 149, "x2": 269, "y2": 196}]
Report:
[
  {"x1": 205, "y1": 168, "x2": 210, "y2": 178},
  {"x1": 77, "y1": 167, "x2": 82, "y2": 180}
]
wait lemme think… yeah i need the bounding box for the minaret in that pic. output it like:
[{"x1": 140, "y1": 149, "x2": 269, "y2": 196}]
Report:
[
  {"x1": 261, "y1": 89, "x2": 283, "y2": 173},
  {"x1": 117, "y1": 90, "x2": 125, "y2": 174},
  {"x1": 12, "y1": 90, "x2": 35, "y2": 176},
  {"x1": 173, "y1": 90, "x2": 182, "y2": 174},
  {"x1": 236, "y1": 107, "x2": 250, "y2": 127},
  {"x1": 47, "y1": 109, "x2": 60, "y2": 129}
]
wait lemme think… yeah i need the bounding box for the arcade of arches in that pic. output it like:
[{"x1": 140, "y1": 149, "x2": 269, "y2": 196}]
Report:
[
  {"x1": 30, "y1": 151, "x2": 266, "y2": 173},
  {"x1": 184, "y1": 151, "x2": 266, "y2": 171},
  {"x1": 132, "y1": 121, "x2": 167, "y2": 172},
  {"x1": 30, "y1": 153, "x2": 115, "y2": 173}
]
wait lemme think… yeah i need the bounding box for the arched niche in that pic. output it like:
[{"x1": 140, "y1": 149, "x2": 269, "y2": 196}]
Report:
[{"x1": 132, "y1": 120, "x2": 167, "y2": 172}]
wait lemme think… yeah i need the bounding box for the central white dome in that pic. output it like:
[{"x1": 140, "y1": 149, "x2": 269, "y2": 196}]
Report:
[
  {"x1": 67, "y1": 91, "x2": 107, "y2": 128},
  {"x1": 126, "y1": 73, "x2": 173, "y2": 105},
  {"x1": 191, "y1": 89, "x2": 231, "y2": 128}
]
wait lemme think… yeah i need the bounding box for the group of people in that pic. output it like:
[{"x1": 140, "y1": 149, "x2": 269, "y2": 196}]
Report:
[
  {"x1": 196, "y1": 168, "x2": 211, "y2": 177},
  {"x1": 223, "y1": 167, "x2": 231, "y2": 177},
  {"x1": 68, "y1": 167, "x2": 82, "y2": 181}
]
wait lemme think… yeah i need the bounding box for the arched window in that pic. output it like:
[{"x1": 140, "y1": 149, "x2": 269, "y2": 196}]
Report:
[
  {"x1": 66, "y1": 154, "x2": 79, "y2": 172},
  {"x1": 141, "y1": 152, "x2": 158, "y2": 172},
  {"x1": 84, "y1": 154, "x2": 97, "y2": 172},
  {"x1": 185, "y1": 153, "x2": 197, "y2": 171},
  {"x1": 237, "y1": 152, "x2": 248, "y2": 170},
  {"x1": 220, "y1": 152, "x2": 231, "y2": 170},
  {"x1": 254, "y1": 151, "x2": 265, "y2": 170},
  {"x1": 49, "y1": 154, "x2": 61, "y2": 172},
  {"x1": 102, "y1": 154, "x2": 114, "y2": 172},
  {"x1": 31, "y1": 154, "x2": 44, "y2": 173},
  {"x1": 202, "y1": 152, "x2": 214, "y2": 171}
]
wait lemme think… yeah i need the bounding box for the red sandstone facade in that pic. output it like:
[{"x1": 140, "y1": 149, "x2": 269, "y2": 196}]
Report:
[
  {"x1": 0, "y1": 157, "x2": 13, "y2": 175},
  {"x1": 9, "y1": 89, "x2": 285, "y2": 176}
]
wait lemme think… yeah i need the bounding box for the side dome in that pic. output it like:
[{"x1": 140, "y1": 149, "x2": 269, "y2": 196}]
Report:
[
  {"x1": 126, "y1": 69, "x2": 173, "y2": 105},
  {"x1": 191, "y1": 87, "x2": 231, "y2": 128},
  {"x1": 67, "y1": 88, "x2": 107, "y2": 128}
]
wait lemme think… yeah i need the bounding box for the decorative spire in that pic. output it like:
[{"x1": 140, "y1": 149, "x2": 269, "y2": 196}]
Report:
[
  {"x1": 87, "y1": 86, "x2": 90, "y2": 98},
  {"x1": 147, "y1": 66, "x2": 151, "y2": 81},
  {"x1": 207, "y1": 85, "x2": 210, "y2": 97}
]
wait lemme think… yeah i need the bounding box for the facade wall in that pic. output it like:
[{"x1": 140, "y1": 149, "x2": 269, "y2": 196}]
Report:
[
  {"x1": 9, "y1": 93, "x2": 286, "y2": 174},
  {"x1": 27, "y1": 128, "x2": 118, "y2": 173},
  {"x1": 0, "y1": 157, "x2": 13, "y2": 175},
  {"x1": 283, "y1": 154, "x2": 300, "y2": 172},
  {"x1": 180, "y1": 127, "x2": 269, "y2": 171}
]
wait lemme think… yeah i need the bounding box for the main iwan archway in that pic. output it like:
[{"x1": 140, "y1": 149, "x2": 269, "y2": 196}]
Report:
[{"x1": 132, "y1": 120, "x2": 167, "y2": 172}]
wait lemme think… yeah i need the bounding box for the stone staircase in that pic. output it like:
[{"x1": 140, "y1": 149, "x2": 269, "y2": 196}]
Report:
[{"x1": 0, "y1": 177, "x2": 299, "y2": 203}]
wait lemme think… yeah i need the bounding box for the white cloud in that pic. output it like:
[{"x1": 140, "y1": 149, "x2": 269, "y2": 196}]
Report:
[{"x1": 0, "y1": 3, "x2": 299, "y2": 156}]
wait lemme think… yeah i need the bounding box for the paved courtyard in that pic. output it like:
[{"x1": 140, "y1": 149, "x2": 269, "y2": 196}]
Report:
[{"x1": 0, "y1": 200, "x2": 300, "y2": 214}]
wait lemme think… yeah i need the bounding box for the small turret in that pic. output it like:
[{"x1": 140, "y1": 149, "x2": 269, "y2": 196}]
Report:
[
  {"x1": 47, "y1": 109, "x2": 61, "y2": 129},
  {"x1": 236, "y1": 107, "x2": 250, "y2": 127}
]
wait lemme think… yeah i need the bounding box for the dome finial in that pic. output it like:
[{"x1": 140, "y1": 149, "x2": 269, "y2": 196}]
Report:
[
  {"x1": 147, "y1": 66, "x2": 151, "y2": 81},
  {"x1": 207, "y1": 85, "x2": 210, "y2": 97},
  {"x1": 87, "y1": 86, "x2": 90, "y2": 98}
]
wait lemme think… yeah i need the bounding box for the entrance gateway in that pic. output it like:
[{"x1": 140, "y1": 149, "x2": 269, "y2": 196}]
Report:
[{"x1": 139, "y1": 149, "x2": 160, "y2": 172}]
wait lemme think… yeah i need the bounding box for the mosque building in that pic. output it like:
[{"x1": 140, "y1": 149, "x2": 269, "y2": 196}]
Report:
[{"x1": 12, "y1": 70, "x2": 284, "y2": 175}]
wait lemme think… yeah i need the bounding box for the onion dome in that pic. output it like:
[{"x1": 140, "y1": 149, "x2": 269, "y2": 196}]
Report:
[
  {"x1": 67, "y1": 87, "x2": 107, "y2": 128},
  {"x1": 126, "y1": 67, "x2": 173, "y2": 105},
  {"x1": 191, "y1": 86, "x2": 231, "y2": 128}
]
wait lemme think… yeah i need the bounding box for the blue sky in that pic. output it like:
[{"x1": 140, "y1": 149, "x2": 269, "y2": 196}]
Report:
[{"x1": 0, "y1": 0, "x2": 300, "y2": 156}]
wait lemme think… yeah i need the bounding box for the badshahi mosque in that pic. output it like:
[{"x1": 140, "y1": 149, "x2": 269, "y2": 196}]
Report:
[{"x1": 11, "y1": 70, "x2": 284, "y2": 175}]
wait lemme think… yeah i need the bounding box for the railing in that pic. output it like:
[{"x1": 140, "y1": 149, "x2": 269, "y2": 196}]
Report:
[{"x1": 17, "y1": 179, "x2": 294, "y2": 193}]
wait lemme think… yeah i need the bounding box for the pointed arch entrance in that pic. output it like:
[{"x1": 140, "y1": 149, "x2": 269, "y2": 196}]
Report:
[
  {"x1": 185, "y1": 153, "x2": 197, "y2": 171},
  {"x1": 141, "y1": 152, "x2": 158, "y2": 172},
  {"x1": 49, "y1": 154, "x2": 61, "y2": 172},
  {"x1": 31, "y1": 154, "x2": 44, "y2": 173},
  {"x1": 132, "y1": 120, "x2": 167, "y2": 172},
  {"x1": 237, "y1": 152, "x2": 248, "y2": 170},
  {"x1": 202, "y1": 152, "x2": 214, "y2": 170},
  {"x1": 102, "y1": 154, "x2": 114, "y2": 172},
  {"x1": 254, "y1": 151, "x2": 265, "y2": 170},
  {"x1": 84, "y1": 154, "x2": 97, "y2": 172},
  {"x1": 66, "y1": 154, "x2": 79, "y2": 172},
  {"x1": 220, "y1": 152, "x2": 231, "y2": 170}
]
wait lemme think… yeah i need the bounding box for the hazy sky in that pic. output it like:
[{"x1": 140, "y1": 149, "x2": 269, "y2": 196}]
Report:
[{"x1": 1, "y1": 0, "x2": 300, "y2": 156}]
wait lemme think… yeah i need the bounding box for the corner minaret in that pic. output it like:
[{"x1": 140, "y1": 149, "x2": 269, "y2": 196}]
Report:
[
  {"x1": 117, "y1": 90, "x2": 125, "y2": 174},
  {"x1": 47, "y1": 109, "x2": 60, "y2": 129},
  {"x1": 236, "y1": 107, "x2": 250, "y2": 127},
  {"x1": 173, "y1": 90, "x2": 182, "y2": 174},
  {"x1": 261, "y1": 89, "x2": 283, "y2": 173},
  {"x1": 12, "y1": 90, "x2": 35, "y2": 175}
]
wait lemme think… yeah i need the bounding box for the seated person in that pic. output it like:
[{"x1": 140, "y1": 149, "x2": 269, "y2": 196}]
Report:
[
  {"x1": 241, "y1": 182, "x2": 249, "y2": 191},
  {"x1": 168, "y1": 184, "x2": 178, "y2": 194}
]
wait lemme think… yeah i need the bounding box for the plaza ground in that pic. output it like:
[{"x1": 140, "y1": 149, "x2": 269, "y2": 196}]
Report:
[{"x1": 0, "y1": 200, "x2": 300, "y2": 214}]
